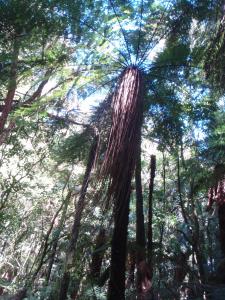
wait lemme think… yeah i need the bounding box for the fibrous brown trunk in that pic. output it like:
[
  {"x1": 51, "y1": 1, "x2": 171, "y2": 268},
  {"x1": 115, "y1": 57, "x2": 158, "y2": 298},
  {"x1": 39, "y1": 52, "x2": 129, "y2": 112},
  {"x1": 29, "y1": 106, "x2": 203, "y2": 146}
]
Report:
[
  {"x1": 107, "y1": 182, "x2": 131, "y2": 300},
  {"x1": 103, "y1": 67, "x2": 144, "y2": 300},
  {"x1": 58, "y1": 134, "x2": 99, "y2": 300}
]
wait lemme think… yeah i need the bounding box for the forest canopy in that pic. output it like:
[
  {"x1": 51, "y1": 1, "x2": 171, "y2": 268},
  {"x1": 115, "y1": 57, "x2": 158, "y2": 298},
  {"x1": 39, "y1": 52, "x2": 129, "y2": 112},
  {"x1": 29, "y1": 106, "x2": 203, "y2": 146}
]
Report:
[{"x1": 0, "y1": 0, "x2": 225, "y2": 299}]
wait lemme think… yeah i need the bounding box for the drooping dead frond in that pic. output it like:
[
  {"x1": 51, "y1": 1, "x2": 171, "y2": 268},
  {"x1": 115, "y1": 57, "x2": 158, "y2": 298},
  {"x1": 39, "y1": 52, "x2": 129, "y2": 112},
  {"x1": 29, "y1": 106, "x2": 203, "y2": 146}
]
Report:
[{"x1": 102, "y1": 66, "x2": 144, "y2": 196}]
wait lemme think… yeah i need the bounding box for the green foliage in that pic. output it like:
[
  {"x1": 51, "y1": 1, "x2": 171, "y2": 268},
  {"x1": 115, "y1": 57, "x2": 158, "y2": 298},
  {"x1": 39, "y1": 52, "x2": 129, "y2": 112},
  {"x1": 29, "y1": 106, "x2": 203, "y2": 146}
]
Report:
[
  {"x1": 0, "y1": 0, "x2": 225, "y2": 299},
  {"x1": 53, "y1": 131, "x2": 92, "y2": 164}
]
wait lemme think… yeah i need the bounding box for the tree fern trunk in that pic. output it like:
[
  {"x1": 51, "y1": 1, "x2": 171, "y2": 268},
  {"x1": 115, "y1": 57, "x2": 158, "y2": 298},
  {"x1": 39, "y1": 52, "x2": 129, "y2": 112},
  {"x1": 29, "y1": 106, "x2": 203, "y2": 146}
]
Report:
[
  {"x1": 107, "y1": 185, "x2": 131, "y2": 300},
  {"x1": 104, "y1": 67, "x2": 144, "y2": 300}
]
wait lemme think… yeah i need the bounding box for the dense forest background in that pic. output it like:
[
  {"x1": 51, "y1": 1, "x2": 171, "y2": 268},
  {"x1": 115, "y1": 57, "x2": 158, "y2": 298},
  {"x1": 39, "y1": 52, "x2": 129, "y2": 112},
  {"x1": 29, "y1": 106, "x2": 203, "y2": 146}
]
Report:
[{"x1": 0, "y1": 0, "x2": 225, "y2": 299}]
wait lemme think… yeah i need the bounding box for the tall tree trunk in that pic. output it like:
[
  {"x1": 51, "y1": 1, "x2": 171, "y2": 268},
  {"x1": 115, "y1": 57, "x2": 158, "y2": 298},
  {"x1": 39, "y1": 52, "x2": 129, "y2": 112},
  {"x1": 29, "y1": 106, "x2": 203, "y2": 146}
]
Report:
[
  {"x1": 126, "y1": 246, "x2": 136, "y2": 288},
  {"x1": 107, "y1": 184, "x2": 131, "y2": 300},
  {"x1": 58, "y1": 134, "x2": 99, "y2": 300},
  {"x1": 190, "y1": 185, "x2": 206, "y2": 284},
  {"x1": 89, "y1": 228, "x2": 106, "y2": 280},
  {"x1": 158, "y1": 153, "x2": 166, "y2": 289},
  {"x1": 105, "y1": 67, "x2": 144, "y2": 300},
  {"x1": 218, "y1": 203, "x2": 225, "y2": 256},
  {"x1": 0, "y1": 39, "x2": 19, "y2": 133},
  {"x1": 147, "y1": 155, "x2": 156, "y2": 275},
  {"x1": 177, "y1": 154, "x2": 188, "y2": 224},
  {"x1": 135, "y1": 142, "x2": 147, "y2": 298},
  {"x1": 135, "y1": 141, "x2": 146, "y2": 263}
]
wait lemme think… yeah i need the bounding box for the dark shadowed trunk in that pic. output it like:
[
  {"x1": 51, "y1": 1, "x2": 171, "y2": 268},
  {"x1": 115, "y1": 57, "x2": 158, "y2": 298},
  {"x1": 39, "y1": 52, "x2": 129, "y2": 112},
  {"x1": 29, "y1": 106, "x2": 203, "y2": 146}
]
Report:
[
  {"x1": 9, "y1": 288, "x2": 27, "y2": 300},
  {"x1": 126, "y1": 246, "x2": 136, "y2": 288},
  {"x1": 90, "y1": 228, "x2": 107, "y2": 280},
  {"x1": 177, "y1": 154, "x2": 188, "y2": 224},
  {"x1": 98, "y1": 267, "x2": 110, "y2": 287},
  {"x1": 135, "y1": 141, "x2": 148, "y2": 298},
  {"x1": 107, "y1": 183, "x2": 132, "y2": 300},
  {"x1": 173, "y1": 250, "x2": 190, "y2": 284},
  {"x1": 157, "y1": 153, "x2": 166, "y2": 288},
  {"x1": 218, "y1": 203, "x2": 225, "y2": 256},
  {"x1": 147, "y1": 155, "x2": 156, "y2": 275},
  {"x1": 58, "y1": 133, "x2": 99, "y2": 300},
  {"x1": 190, "y1": 190, "x2": 206, "y2": 284},
  {"x1": 135, "y1": 141, "x2": 146, "y2": 263}
]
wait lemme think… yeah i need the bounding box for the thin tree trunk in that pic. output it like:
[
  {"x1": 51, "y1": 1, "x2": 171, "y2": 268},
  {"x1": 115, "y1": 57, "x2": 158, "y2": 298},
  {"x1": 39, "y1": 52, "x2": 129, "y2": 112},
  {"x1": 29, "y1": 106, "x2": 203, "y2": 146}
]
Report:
[
  {"x1": 147, "y1": 155, "x2": 156, "y2": 274},
  {"x1": 218, "y1": 203, "x2": 225, "y2": 256},
  {"x1": 126, "y1": 247, "x2": 136, "y2": 288},
  {"x1": 189, "y1": 186, "x2": 206, "y2": 284},
  {"x1": 0, "y1": 39, "x2": 19, "y2": 133},
  {"x1": 46, "y1": 192, "x2": 71, "y2": 284},
  {"x1": 31, "y1": 201, "x2": 66, "y2": 283},
  {"x1": 158, "y1": 153, "x2": 166, "y2": 289},
  {"x1": 135, "y1": 141, "x2": 146, "y2": 263},
  {"x1": 177, "y1": 154, "x2": 188, "y2": 224},
  {"x1": 58, "y1": 134, "x2": 99, "y2": 300},
  {"x1": 98, "y1": 267, "x2": 110, "y2": 287}
]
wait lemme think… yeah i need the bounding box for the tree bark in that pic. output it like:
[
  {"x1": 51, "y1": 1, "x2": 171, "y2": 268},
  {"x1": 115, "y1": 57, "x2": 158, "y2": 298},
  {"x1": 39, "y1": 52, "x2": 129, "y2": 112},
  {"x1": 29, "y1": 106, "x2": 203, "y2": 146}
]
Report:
[
  {"x1": 177, "y1": 154, "x2": 188, "y2": 224},
  {"x1": 58, "y1": 133, "x2": 99, "y2": 300},
  {"x1": 147, "y1": 155, "x2": 156, "y2": 274},
  {"x1": 218, "y1": 203, "x2": 225, "y2": 256},
  {"x1": 32, "y1": 199, "x2": 67, "y2": 283},
  {"x1": 135, "y1": 141, "x2": 146, "y2": 263},
  {"x1": 107, "y1": 183, "x2": 131, "y2": 300},
  {"x1": 105, "y1": 67, "x2": 144, "y2": 300},
  {"x1": 0, "y1": 39, "x2": 19, "y2": 133},
  {"x1": 89, "y1": 228, "x2": 106, "y2": 280},
  {"x1": 46, "y1": 192, "x2": 71, "y2": 284},
  {"x1": 126, "y1": 246, "x2": 136, "y2": 288}
]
